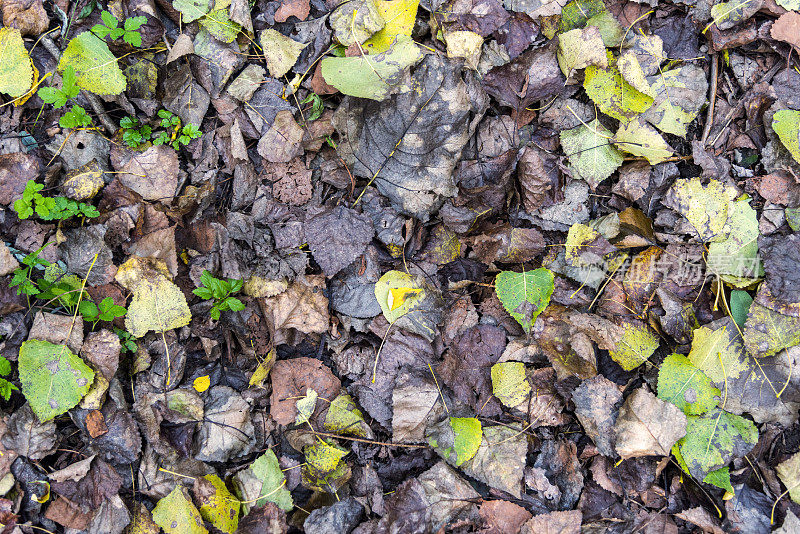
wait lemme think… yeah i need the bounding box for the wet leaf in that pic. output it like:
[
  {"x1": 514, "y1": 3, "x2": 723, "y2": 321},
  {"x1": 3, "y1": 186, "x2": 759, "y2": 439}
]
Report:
[
  {"x1": 495, "y1": 268, "x2": 555, "y2": 332},
  {"x1": 673, "y1": 409, "x2": 758, "y2": 481},
  {"x1": 461, "y1": 425, "x2": 526, "y2": 497},
  {"x1": 19, "y1": 340, "x2": 95, "y2": 423},
  {"x1": 709, "y1": 0, "x2": 763, "y2": 31},
  {"x1": 706, "y1": 195, "x2": 763, "y2": 285},
  {"x1": 584, "y1": 53, "x2": 654, "y2": 123},
  {"x1": 321, "y1": 35, "x2": 421, "y2": 100},
  {"x1": 0, "y1": 27, "x2": 33, "y2": 98},
  {"x1": 260, "y1": 29, "x2": 306, "y2": 78},
  {"x1": 491, "y1": 362, "x2": 531, "y2": 408},
  {"x1": 560, "y1": 119, "x2": 624, "y2": 188},
  {"x1": 557, "y1": 26, "x2": 607, "y2": 78},
  {"x1": 152, "y1": 485, "x2": 207, "y2": 534},
  {"x1": 194, "y1": 475, "x2": 239, "y2": 534},
  {"x1": 687, "y1": 324, "x2": 749, "y2": 384},
  {"x1": 115, "y1": 257, "x2": 191, "y2": 339},
  {"x1": 663, "y1": 178, "x2": 738, "y2": 243},
  {"x1": 613, "y1": 119, "x2": 673, "y2": 164},
  {"x1": 363, "y1": 0, "x2": 419, "y2": 53},
  {"x1": 776, "y1": 452, "x2": 800, "y2": 504},
  {"x1": 324, "y1": 393, "x2": 373, "y2": 438},
  {"x1": 614, "y1": 387, "x2": 686, "y2": 459},
  {"x1": 173, "y1": 0, "x2": 212, "y2": 22},
  {"x1": 772, "y1": 109, "x2": 800, "y2": 164},
  {"x1": 641, "y1": 64, "x2": 707, "y2": 137},
  {"x1": 329, "y1": 0, "x2": 384, "y2": 46},
  {"x1": 59, "y1": 32, "x2": 126, "y2": 95},
  {"x1": 730, "y1": 290, "x2": 753, "y2": 329},
  {"x1": 374, "y1": 270, "x2": 442, "y2": 340},
  {"x1": 608, "y1": 321, "x2": 660, "y2": 371},
  {"x1": 743, "y1": 302, "x2": 800, "y2": 358},
  {"x1": 657, "y1": 353, "x2": 720, "y2": 415},
  {"x1": 233, "y1": 449, "x2": 293, "y2": 514},
  {"x1": 426, "y1": 416, "x2": 482, "y2": 466}
]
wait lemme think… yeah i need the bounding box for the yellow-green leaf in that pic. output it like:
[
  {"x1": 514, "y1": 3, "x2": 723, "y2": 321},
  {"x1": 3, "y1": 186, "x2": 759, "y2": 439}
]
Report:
[
  {"x1": 559, "y1": 119, "x2": 624, "y2": 188},
  {"x1": 324, "y1": 393, "x2": 373, "y2": 438},
  {"x1": 773, "y1": 109, "x2": 800, "y2": 164},
  {"x1": 200, "y1": 9, "x2": 241, "y2": 43},
  {"x1": 584, "y1": 52, "x2": 654, "y2": 122},
  {"x1": 233, "y1": 449, "x2": 293, "y2": 514},
  {"x1": 557, "y1": 26, "x2": 608, "y2": 78},
  {"x1": 18, "y1": 340, "x2": 95, "y2": 423},
  {"x1": 374, "y1": 269, "x2": 426, "y2": 323},
  {"x1": 115, "y1": 256, "x2": 192, "y2": 339},
  {"x1": 613, "y1": 119, "x2": 673, "y2": 164},
  {"x1": 663, "y1": 178, "x2": 738, "y2": 243},
  {"x1": 59, "y1": 32, "x2": 126, "y2": 95},
  {"x1": 196, "y1": 475, "x2": 239, "y2": 534},
  {"x1": 491, "y1": 362, "x2": 531, "y2": 408},
  {"x1": 657, "y1": 353, "x2": 720, "y2": 415},
  {"x1": 0, "y1": 28, "x2": 34, "y2": 98},
  {"x1": 295, "y1": 388, "x2": 317, "y2": 425},
  {"x1": 426, "y1": 417, "x2": 482, "y2": 466},
  {"x1": 495, "y1": 268, "x2": 555, "y2": 332},
  {"x1": 706, "y1": 195, "x2": 763, "y2": 285},
  {"x1": 743, "y1": 302, "x2": 800, "y2": 358},
  {"x1": 260, "y1": 29, "x2": 306, "y2": 79},
  {"x1": 152, "y1": 486, "x2": 208, "y2": 534},
  {"x1": 608, "y1": 321, "x2": 659, "y2": 371},
  {"x1": 687, "y1": 325, "x2": 749, "y2": 384}
]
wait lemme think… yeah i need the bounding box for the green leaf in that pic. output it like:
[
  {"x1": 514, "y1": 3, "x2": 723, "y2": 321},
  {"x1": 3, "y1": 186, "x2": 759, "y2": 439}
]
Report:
[
  {"x1": 657, "y1": 353, "x2": 720, "y2": 415},
  {"x1": 225, "y1": 297, "x2": 245, "y2": 312},
  {"x1": 730, "y1": 290, "x2": 752, "y2": 329},
  {"x1": 613, "y1": 118, "x2": 673, "y2": 164},
  {"x1": 196, "y1": 474, "x2": 239, "y2": 534},
  {"x1": 706, "y1": 195, "x2": 763, "y2": 285},
  {"x1": 559, "y1": 0, "x2": 605, "y2": 32},
  {"x1": 201, "y1": 9, "x2": 241, "y2": 43},
  {"x1": 18, "y1": 340, "x2": 95, "y2": 422},
  {"x1": 295, "y1": 388, "x2": 317, "y2": 425},
  {"x1": 584, "y1": 52, "x2": 654, "y2": 122},
  {"x1": 0, "y1": 378, "x2": 18, "y2": 402},
  {"x1": 0, "y1": 356, "x2": 11, "y2": 376},
  {"x1": 559, "y1": 119, "x2": 624, "y2": 188},
  {"x1": 674, "y1": 409, "x2": 758, "y2": 481},
  {"x1": 427, "y1": 417, "x2": 483, "y2": 467},
  {"x1": 123, "y1": 30, "x2": 142, "y2": 48},
  {"x1": 491, "y1": 362, "x2": 531, "y2": 408},
  {"x1": 321, "y1": 35, "x2": 422, "y2": 101},
  {"x1": 743, "y1": 302, "x2": 800, "y2": 358},
  {"x1": 261, "y1": 28, "x2": 306, "y2": 79},
  {"x1": 173, "y1": 0, "x2": 213, "y2": 22},
  {"x1": 193, "y1": 287, "x2": 214, "y2": 300},
  {"x1": 663, "y1": 178, "x2": 738, "y2": 243},
  {"x1": 703, "y1": 466, "x2": 734, "y2": 494},
  {"x1": 152, "y1": 486, "x2": 208, "y2": 534},
  {"x1": 79, "y1": 300, "x2": 99, "y2": 320},
  {"x1": 608, "y1": 322, "x2": 660, "y2": 371},
  {"x1": 773, "y1": 109, "x2": 800, "y2": 164},
  {"x1": 586, "y1": 10, "x2": 625, "y2": 47},
  {"x1": 557, "y1": 26, "x2": 608, "y2": 78},
  {"x1": 495, "y1": 268, "x2": 555, "y2": 332},
  {"x1": 59, "y1": 32, "x2": 126, "y2": 95},
  {"x1": 100, "y1": 10, "x2": 118, "y2": 28},
  {"x1": 688, "y1": 324, "x2": 749, "y2": 384},
  {"x1": 0, "y1": 27, "x2": 34, "y2": 98},
  {"x1": 642, "y1": 64, "x2": 707, "y2": 138},
  {"x1": 323, "y1": 393, "x2": 372, "y2": 438},
  {"x1": 234, "y1": 449, "x2": 293, "y2": 513},
  {"x1": 124, "y1": 15, "x2": 147, "y2": 31}
]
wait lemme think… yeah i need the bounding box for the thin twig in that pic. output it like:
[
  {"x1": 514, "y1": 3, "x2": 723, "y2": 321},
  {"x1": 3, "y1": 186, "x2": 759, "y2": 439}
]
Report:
[{"x1": 701, "y1": 53, "x2": 718, "y2": 146}]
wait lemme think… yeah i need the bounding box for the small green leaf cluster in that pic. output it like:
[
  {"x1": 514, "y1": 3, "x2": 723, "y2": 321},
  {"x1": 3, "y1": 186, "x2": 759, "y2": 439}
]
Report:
[
  {"x1": 79, "y1": 297, "x2": 127, "y2": 326},
  {"x1": 301, "y1": 93, "x2": 324, "y2": 122},
  {"x1": 152, "y1": 110, "x2": 201, "y2": 150},
  {"x1": 115, "y1": 328, "x2": 138, "y2": 353},
  {"x1": 120, "y1": 116, "x2": 152, "y2": 148},
  {"x1": 37, "y1": 67, "x2": 93, "y2": 130},
  {"x1": 13, "y1": 180, "x2": 99, "y2": 221},
  {"x1": 9, "y1": 246, "x2": 52, "y2": 296},
  {"x1": 0, "y1": 356, "x2": 19, "y2": 402},
  {"x1": 92, "y1": 10, "x2": 147, "y2": 47},
  {"x1": 193, "y1": 270, "x2": 245, "y2": 320}
]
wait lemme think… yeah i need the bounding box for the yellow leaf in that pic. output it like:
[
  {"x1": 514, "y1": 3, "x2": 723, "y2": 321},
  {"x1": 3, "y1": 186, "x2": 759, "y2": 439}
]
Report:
[
  {"x1": 249, "y1": 348, "x2": 276, "y2": 387},
  {"x1": 193, "y1": 375, "x2": 210, "y2": 392},
  {"x1": 388, "y1": 287, "x2": 421, "y2": 311},
  {"x1": 363, "y1": 0, "x2": 419, "y2": 54},
  {"x1": 0, "y1": 27, "x2": 34, "y2": 98},
  {"x1": 115, "y1": 256, "x2": 192, "y2": 338}
]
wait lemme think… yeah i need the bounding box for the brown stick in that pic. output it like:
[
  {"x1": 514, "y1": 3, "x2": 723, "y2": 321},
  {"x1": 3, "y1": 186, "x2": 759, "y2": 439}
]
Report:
[{"x1": 701, "y1": 53, "x2": 718, "y2": 146}]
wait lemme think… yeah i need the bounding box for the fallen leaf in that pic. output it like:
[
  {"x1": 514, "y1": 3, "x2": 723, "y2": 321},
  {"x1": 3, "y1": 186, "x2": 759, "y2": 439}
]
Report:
[
  {"x1": 194, "y1": 386, "x2": 254, "y2": 462},
  {"x1": 521, "y1": 510, "x2": 582, "y2": 534},
  {"x1": 557, "y1": 26, "x2": 608, "y2": 79},
  {"x1": 426, "y1": 416, "x2": 483, "y2": 466},
  {"x1": 584, "y1": 52, "x2": 654, "y2": 123},
  {"x1": 233, "y1": 449, "x2": 293, "y2": 514},
  {"x1": 152, "y1": 485, "x2": 207, "y2": 534},
  {"x1": 479, "y1": 500, "x2": 532, "y2": 534},
  {"x1": 613, "y1": 119, "x2": 674, "y2": 164},
  {"x1": 193, "y1": 474, "x2": 239, "y2": 534},
  {"x1": 657, "y1": 353, "x2": 720, "y2": 415},
  {"x1": 261, "y1": 28, "x2": 306, "y2": 78},
  {"x1": 461, "y1": 425, "x2": 526, "y2": 497},
  {"x1": 1, "y1": 0, "x2": 48, "y2": 36},
  {"x1": 1, "y1": 403, "x2": 56, "y2": 460},
  {"x1": 495, "y1": 268, "x2": 555, "y2": 332},
  {"x1": 572, "y1": 375, "x2": 622, "y2": 457},
  {"x1": 269, "y1": 357, "x2": 340, "y2": 425},
  {"x1": 59, "y1": 32, "x2": 126, "y2": 95},
  {"x1": 491, "y1": 362, "x2": 531, "y2": 408},
  {"x1": 614, "y1": 387, "x2": 686, "y2": 459},
  {"x1": 663, "y1": 178, "x2": 738, "y2": 243},
  {"x1": 363, "y1": 0, "x2": 419, "y2": 53},
  {"x1": 772, "y1": 109, "x2": 800, "y2": 164},
  {"x1": 0, "y1": 27, "x2": 33, "y2": 98},
  {"x1": 306, "y1": 206, "x2": 374, "y2": 276},
  {"x1": 560, "y1": 119, "x2": 624, "y2": 188}
]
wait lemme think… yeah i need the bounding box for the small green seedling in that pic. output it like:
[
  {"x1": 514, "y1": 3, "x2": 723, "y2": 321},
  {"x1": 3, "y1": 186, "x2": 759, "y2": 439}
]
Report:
[
  {"x1": 80, "y1": 296, "x2": 127, "y2": 326},
  {"x1": 92, "y1": 10, "x2": 147, "y2": 47},
  {"x1": 10, "y1": 245, "x2": 51, "y2": 297},
  {"x1": 193, "y1": 270, "x2": 245, "y2": 320},
  {"x1": 0, "y1": 356, "x2": 18, "y2": 401},
  {"x1": 120, "y1": 116, "x2": 152, "y2": 148},
  {"x1": 13, "y1": 181, "x2": 99, "y2": 221},
  {"x1": 38, "y1": 66, "x2": 80, "y2": 109},
  {"x1": 59, "y1": 105, "x2": 93, "y2": 129},
  {"x1": 115, "y1": 328, "x2": 138, "y2": 353},
  {"x1": 152, "y1": 110, "x2": 201, "y2": 150},
  {"x1": 301, "y1": 93, "x2": 324, "y2": 122}
]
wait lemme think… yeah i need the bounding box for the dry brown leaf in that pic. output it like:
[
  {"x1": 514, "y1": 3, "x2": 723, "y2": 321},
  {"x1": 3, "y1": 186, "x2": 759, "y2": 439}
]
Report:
[
  {"x1": 521, "y1": 510, "x2": 582, "y2": 534},
  {"x1": 261, "y1": 275, "x2": 329, "y2": 334},
  {"x1": 269, "y1": 357, "x2": 341, "y2": 425}
]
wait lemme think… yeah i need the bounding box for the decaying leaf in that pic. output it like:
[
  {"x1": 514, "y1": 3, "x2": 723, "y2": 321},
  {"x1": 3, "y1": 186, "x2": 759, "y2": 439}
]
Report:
[
  {"x1": 614, "y1": 387, "x2": 686, "y2": 459},
  {"x1": 584, "y1": 52, "x2": 654, "y2": 123},
  {"x1": 0, "y1": 27, "x2": 34, "y2": 98},
  {"x1": 426, "y1": 417, "x2": 483, "y2": 467},
  {"x1": 559, "y1": 119, "x2": 624, "y2": 188},
  {"x1": 152, "y1": 485, "x2": 207, "y2": 534},
  {"x1": 663, "y1": 178, "x2": 738, "y2": 243},
  {"x1": 59, "y1": 32, "x2": 126, "y2": 95},
  {"x1": 657, "y1": 353, "x2": 720, "y2": 415},
  {"x1": 115, "y1": 257, "x2": 191, "y2": 339},
  {"x1": 491, "y1": 362, "x2": 531, "y2": 408},
  {"x1": 233, "y1": 449, "x2": 293, "y2": 514}
]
